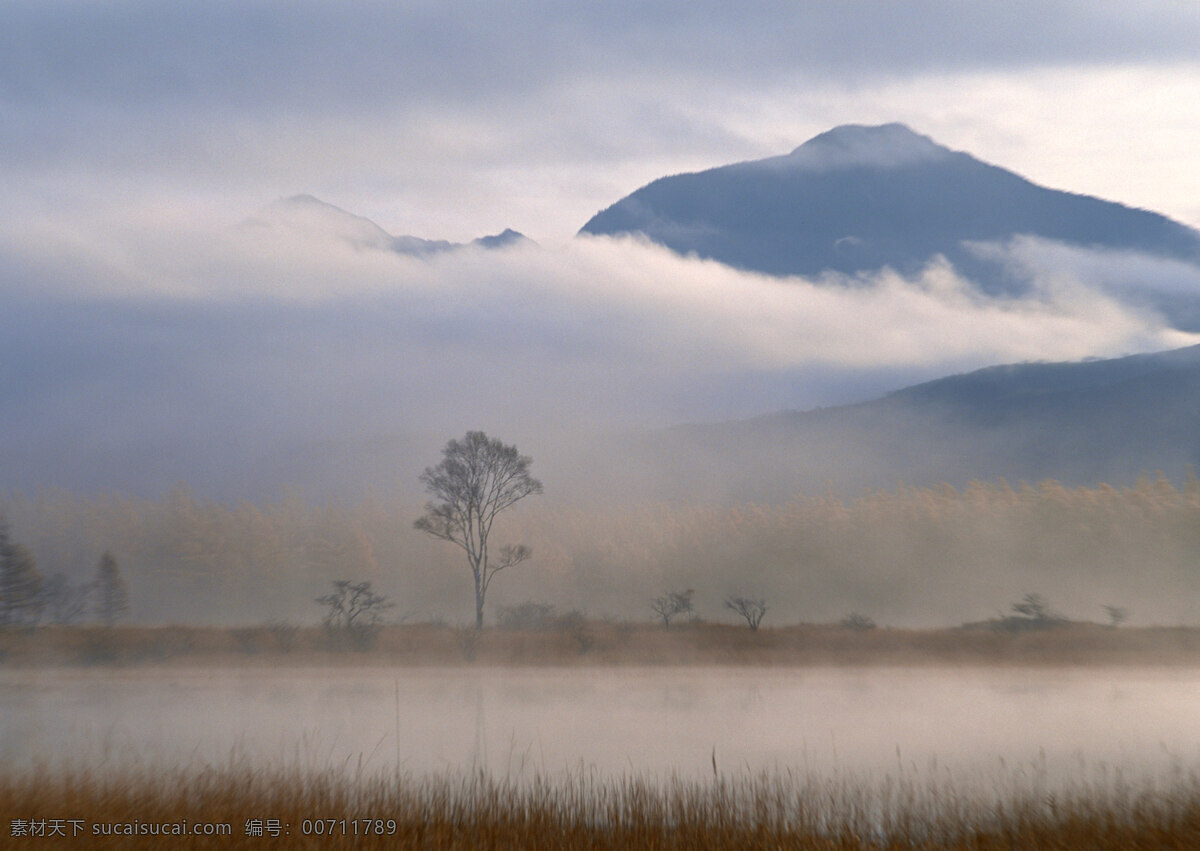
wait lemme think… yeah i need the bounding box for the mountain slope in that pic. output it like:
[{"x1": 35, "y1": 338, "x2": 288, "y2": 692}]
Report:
[
  {"x1": 607, "y1": 344, "x2": 1200, "y2": 503},
  {"x1": 579, "y1": 123, "x2": 1200, "y2": 293}
]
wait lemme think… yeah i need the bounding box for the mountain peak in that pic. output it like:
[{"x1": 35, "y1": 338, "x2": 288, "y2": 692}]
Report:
[
  {"x1": 472, "y1": 228, "x2": 529, "y2": 249},
  {"x1": 783, "y1": 123, "x2": 952, "y2": 170},
  {"x1": 579, "y1": 123, "x2": 1200, "y2": 295},
  {"x1": 263, "y1": 194, "x2": 398, "y2": 251}
]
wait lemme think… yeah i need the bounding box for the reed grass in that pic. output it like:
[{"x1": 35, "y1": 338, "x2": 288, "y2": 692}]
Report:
[{"x1": 6, "y1": 758, "x2": 1200, "y2": 848}]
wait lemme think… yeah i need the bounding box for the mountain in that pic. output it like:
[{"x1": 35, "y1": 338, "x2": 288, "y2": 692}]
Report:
[
  {"x1": 605, "y1": 344, "x2": 1200, "y2": 503},
  {"x1": 249, "y1": 194, "x2": 529, "y2": 255},
  {"x1": 472, "y1": 228, "x2": 527, "y2": 249},
  {"x1": 579, "y1": 123, "x2": 1200, "y2": 295}
]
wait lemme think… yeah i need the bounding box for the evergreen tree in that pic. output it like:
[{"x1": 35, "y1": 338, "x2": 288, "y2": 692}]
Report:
[
  {"x1": 0, "y1": 517, "x2": 44, "y2": 628},
  {"x1": 93, "y1": 551, "x2": 130, "y2": 626}
]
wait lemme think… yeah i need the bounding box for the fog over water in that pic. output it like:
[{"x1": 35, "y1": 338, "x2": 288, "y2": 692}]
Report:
[{"x1": 5, "y1": 667, "x2": 1200, "y2": 786}]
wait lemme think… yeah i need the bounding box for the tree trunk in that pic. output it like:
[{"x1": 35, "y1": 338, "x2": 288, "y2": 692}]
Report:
[{"x1": 474, "y1": 571, "x2": 485, "y2": 630}]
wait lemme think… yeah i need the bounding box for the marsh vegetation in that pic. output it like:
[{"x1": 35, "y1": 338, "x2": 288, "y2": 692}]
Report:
[
  {"x1": 8, "y1": 759, "x2": 1200, "y2": 849},
  {"x1": 5, "y1": 473, "x2": 1200, "y2": 846},
  {"x1": 6, "y1": 665, "x2": 1200, "y2": 848}
]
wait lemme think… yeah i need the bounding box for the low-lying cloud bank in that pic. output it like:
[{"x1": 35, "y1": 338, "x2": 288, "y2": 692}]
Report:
[{"x1": 1, "y1": 217, "x2": 1197, "y2": 498}]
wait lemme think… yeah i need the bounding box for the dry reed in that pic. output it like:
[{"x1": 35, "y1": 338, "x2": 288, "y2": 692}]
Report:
[
  {"x1": 5, "y1": 621, "x2": 1200, "y2": 667},
  {"x1": 5, "y1": 758, "x2": 1200, "y2": 849}
]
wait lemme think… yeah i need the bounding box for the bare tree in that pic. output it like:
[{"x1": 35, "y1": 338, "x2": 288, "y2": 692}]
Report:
[
  {"x1": 496, "y1": 602, "x2": 557, "y2": 630},
  {"x1": 93, "y1": 552, "x2": 130, "y2": 626},
  {"x1": 650, "y1": 596, "x2": 675, "y2": 627},
  {"x1": 317, "y1": 580, "x2": 393, "y2": 630},
  {"x1": 998, "y1": 592, "x2": 1065, "y2": 633},
  {"x1": 651, "y1": 589, "x2": 694, "y2": 628},
  {"x1": 724, "y1": 596, "x2": 767, "y2": 631},
  {"x1": 316, "y1": 579, "x2": 394, "y2": 649},
  {"x1": 415, "y1": 431, "x2": 542, "y2": 630},
  {"x1": 1011, "y1": 593, "x2": 1062, "y2": 623}
]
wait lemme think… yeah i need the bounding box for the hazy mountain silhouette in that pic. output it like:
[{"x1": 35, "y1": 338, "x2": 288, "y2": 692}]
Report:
[
  {"x1": 249, "y1": 194, "x2": 529, "y2": 255},
  {"x1": 607, "y1": 344, "x2": 1200, "y2": 503},
  {"x1": 580, "y1": 123, "x2": 1200, "y2": 295}
]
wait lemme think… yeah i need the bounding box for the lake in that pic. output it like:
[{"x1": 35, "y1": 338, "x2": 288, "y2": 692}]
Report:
[{"x1": 3, "y1": 666, "x2": 1198, "y2": 786}]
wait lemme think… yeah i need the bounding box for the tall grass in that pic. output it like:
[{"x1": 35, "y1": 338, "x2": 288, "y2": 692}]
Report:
[{"x1": 6, "y1": 758, "x2": 1200, "y2": 848}]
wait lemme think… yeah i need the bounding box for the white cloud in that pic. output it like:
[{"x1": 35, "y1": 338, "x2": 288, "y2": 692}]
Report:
[{"x1": 6, "y1": 218, "x2": 1195, "y2": 399}]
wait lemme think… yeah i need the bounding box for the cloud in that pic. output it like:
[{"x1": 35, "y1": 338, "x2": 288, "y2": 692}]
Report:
[
  {"x1": 969, "y1": 235, "x2": 1200, "y2": 330},
  {"x1": 976, "y1": 235, "x2": 1200, "y2": 298},
  {"x1": 4, "y1": 204, "x2": 1199, "y2": 499},
  {"x1": 6, "y1": 2, "x2": 1197, "y2": 115}
]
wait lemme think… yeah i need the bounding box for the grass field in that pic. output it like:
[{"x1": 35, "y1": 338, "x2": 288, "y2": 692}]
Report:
[{"x1": 6, "y1": 759, "x2": 1200, "y2": 849}]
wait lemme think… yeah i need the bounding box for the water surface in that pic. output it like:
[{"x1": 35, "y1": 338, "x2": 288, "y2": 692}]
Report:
[{"x1": 3, "y1": 666, "x2": 1197, "y2": 783}]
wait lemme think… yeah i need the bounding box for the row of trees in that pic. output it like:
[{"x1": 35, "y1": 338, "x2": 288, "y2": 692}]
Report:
[
  {"x1": 651, "y1": 590, "x2": 768, "y2": 631},
  {"x1": 0, "y1": 516, "x2": 129, "y2": 628},
  {"x1": 6, "y1": 461, "x2": 1200, "y2": 628},
  {"x1": 647, "y1": 589, "x2": 1131, "y2": 634}
]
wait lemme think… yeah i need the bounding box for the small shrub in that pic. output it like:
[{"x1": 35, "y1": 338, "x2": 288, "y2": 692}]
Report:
[
  {"x1": 267, "y1": 620, "x2": 298, "y2": 652},
  {"x1": 77, "y1": 632, "x2": 118, "y2": 664},
  {"x1": 841, "y1": 612, "x2": 876, "y2": 632},
  {"x1": 554, "y1": 609, "x2": 593, "y2": 654},
  {"x1": 157, "y1": 627, "x2": 197, "y2": 658},
  {"x1": 496, "y1": 602, "x2": 557, "y2": 630},
  {"x1": 231, "y1": 627, "x2": 260, "y2": 654}
]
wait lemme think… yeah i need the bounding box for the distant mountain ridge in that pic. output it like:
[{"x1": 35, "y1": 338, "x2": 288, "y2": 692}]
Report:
[
  {"x1": 249, "y1": 194, "x2": 529, "y2": 255},
  {"x1": 580, "y1": 123, "x2": 1200, "y2": 295},
  {"x1": 607, "y1": 343, "x2": 1200, "y2": 503}
]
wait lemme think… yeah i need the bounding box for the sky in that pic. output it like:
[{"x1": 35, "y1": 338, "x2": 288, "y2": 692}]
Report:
[
  {"x1": 3, "y1": 0, "x2": 1200, "y2": 498},
  {"x1": 4, "y1": 1, "x2": 1200, "y2": 244}
]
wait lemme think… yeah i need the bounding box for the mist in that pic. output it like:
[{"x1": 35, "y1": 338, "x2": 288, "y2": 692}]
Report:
[
  {"x1": 5, "y1": 475, "x2": 1199, "y2": 630},
  {"x1": 2, "y1": 210, "x2": 1196, "y2": 501},
  {"x1": 7, "y1": 667, "x2": 1200, "y2": 789},
  {"x1": 5, "y1": 198, "x2": 1200, "y2": 630}
]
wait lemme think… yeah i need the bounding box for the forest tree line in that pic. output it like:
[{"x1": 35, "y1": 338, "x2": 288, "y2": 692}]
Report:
[
  {"x1": 1, "y1": 474, "x2": 1198, "y2": 627},
  {"x1": 0, "y1": 514, "x2": 130, "y2": 628}
]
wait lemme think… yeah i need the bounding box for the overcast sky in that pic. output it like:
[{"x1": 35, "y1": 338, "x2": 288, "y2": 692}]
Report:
[
  {"x1": 4, "y1": 0, "x2": 1200, "y2": 244},
  {"x1": 4, "y1": 1, "x2": 1200, "y2": 497}
]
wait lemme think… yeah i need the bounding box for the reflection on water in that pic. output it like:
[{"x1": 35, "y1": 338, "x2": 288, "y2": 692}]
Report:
[{"x1": 2, "y1": 666, "x2": 1199, "y2": 782}]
